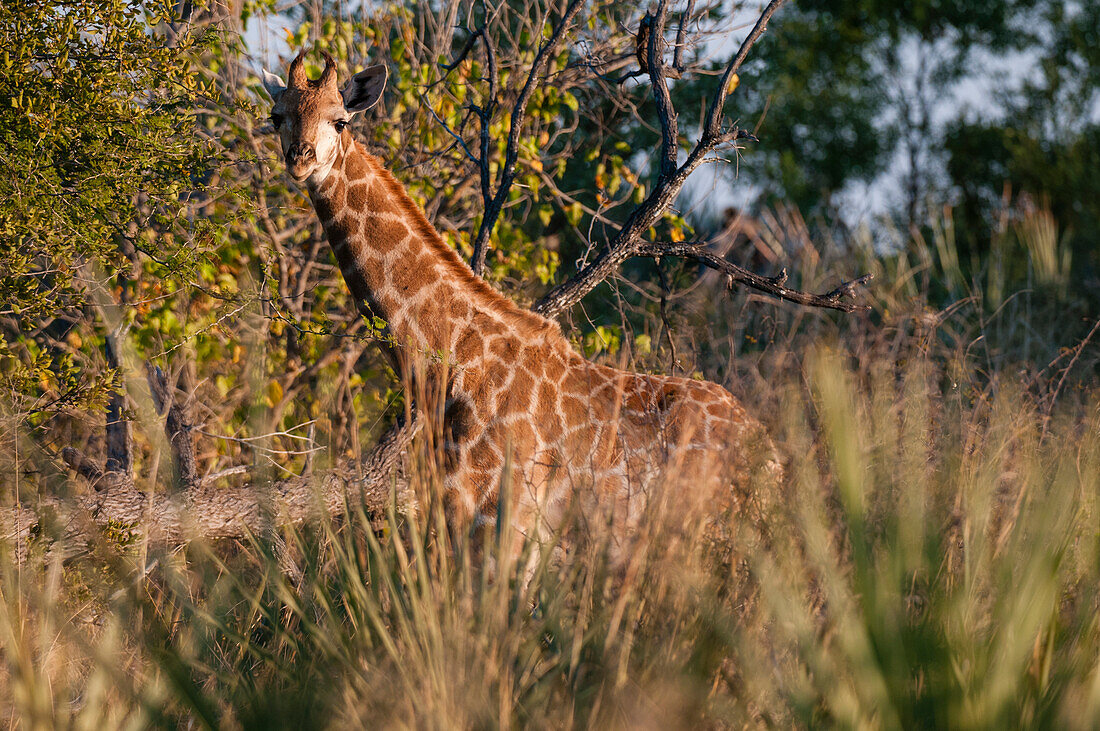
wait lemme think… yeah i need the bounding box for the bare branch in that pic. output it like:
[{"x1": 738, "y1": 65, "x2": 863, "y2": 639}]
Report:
[
  {"x1": 700, "y1": 0, "x2": 786, "y2": 144},
  {"x1": 436, "y1": 23, "x2": 497, "y2": 215},
  {"x1": 533, "y1": 157, "x2": 699, "y2": 319},
  {"x1": 421, "y1": 92, "x2": 480, "y2": 165},
  {"x1": 440, "y1": 25, "x2": 485, "y2": 72},
  {"x1": 636, "y1": 241, "x2": 872, "y2": 312},
  {"x1": 647, "y1": 0, "x2": 679, "y2": 182},
  {"x1": 470, "y1": 0, "x2": 586, "y2": 275},
  {"x1": 3, "y1": 468, "x2": 399, "y2": 562},
  {"x1": 534, "y1": 0, "x2": 799, "y2": 319},
  {"x1": 103, "y1": 334, "x2": 131, "y2": 477},
  {"x1": 672, "y1": 0, "x2": 696, "y2": 73},
  {"x1": 476, "y1": 27, "x2": 498, "y2": 227}
]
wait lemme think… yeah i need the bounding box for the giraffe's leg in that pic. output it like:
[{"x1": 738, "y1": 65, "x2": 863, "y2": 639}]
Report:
[
  {"x1": 451, "y1": 423, "x2": 553, "y2": 582},
  {"x1": 440, "y1": 424, "x2": 506, "y2": 559}
]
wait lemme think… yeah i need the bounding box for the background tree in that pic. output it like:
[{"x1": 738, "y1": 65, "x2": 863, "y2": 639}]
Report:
[
  {"x1": 0, "y1": 0, "x2": 212, "y2": 483},
  {"x1": 945, "y1": 1, "x2": 1100, "y2": 275}
]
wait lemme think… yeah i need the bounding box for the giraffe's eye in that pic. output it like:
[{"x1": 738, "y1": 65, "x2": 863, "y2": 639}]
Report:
[{"x1": 334, "y1": 120, "x2": 348, "y2": 133}]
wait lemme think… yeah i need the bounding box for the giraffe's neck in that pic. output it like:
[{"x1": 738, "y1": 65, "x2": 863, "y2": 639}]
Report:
[{"x1": 306, "y1": 134, "x2": 559, "y2": 377}]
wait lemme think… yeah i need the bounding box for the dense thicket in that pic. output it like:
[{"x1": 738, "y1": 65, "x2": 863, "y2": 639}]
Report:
[{"x1": 0, "y1": 1, "x2": 209, "y2": 418}]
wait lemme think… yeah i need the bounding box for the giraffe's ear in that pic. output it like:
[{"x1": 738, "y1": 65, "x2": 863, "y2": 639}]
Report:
[
  {"x1": 262, "y1": 69, "x2": 287, "y2": 100},
  {"x1": 342, "y1": 64, "x2": 387, "y2": 113}
]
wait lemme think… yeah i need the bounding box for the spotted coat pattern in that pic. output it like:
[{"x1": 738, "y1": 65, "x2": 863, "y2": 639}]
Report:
[{"x1": 268, "y1": 56, "x2": 779, "y2": 540}]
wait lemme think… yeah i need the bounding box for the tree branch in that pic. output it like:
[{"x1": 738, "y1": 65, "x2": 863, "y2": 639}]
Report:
[
  {"x1": 671, "y1": 0, "x2": 696, "y2": 74},
  {"x1": 421, "y1": 93, "x2": 480, "y2": 165},
  {"x1": 440, "y1": 25, "x2": 485, "y2": 72},
  {"x1": 103, "y1": 334, "x2": 131, "y2": 477},
  {"x1": 700, "y1": 0, "x2": 785, "y2": 144},
  {"x1": 469, "y1": 0, "x2": 586, "y2": 275},
  {"x1": 647, "y1": 0, "x2": 679, "y2": 182},
  {"x1": 146, "y1": 364, "x2": 199, "y2": 489},
  {"x1": 534, "y1": 0, "x2": 804, "y2": 320},
  {"x1": 476, "y1": 27, "x2": 498, "y2": 232},
  {"x1": 635, "y1": 241, "x2": 872, "y2": 312}
]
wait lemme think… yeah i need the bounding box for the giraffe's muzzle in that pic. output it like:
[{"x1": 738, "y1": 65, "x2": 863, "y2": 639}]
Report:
[{"x1": 286, "y1": 142, "x2": 315, "y2": 168}]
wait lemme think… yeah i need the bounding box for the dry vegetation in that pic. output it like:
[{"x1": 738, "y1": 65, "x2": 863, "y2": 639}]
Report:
[
  {"x1": 2, "y1": 0, "x2": 1098, "y2": 727},
  {"x1": 4, "y1": 219, "x2": 1099, "y2": 728}
]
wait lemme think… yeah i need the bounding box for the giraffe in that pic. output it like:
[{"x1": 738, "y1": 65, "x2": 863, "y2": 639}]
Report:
[{"x1": 263, "y1": 53, "x2": 779, "y2": 546}]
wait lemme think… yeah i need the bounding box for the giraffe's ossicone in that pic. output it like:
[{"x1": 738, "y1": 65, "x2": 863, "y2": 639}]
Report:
[{"x1": 263, "y1": 52, "x2": 781, "y2": 545}]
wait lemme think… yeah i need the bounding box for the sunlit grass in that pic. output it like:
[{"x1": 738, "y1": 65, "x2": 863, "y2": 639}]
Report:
[
  {"x1": 2, "y1": 335, "x2": 1098, "y2": 727},
  {"x1": 3, "y1": 196, "x2": 1099, "y2": 727}
]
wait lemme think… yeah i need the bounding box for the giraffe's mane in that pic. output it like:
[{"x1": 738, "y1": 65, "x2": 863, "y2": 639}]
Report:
[{"x1": 359, "y1": 144, "x2": 564, "y2": 339}]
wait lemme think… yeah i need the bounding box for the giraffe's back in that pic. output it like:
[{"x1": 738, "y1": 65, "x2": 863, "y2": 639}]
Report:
[
  {"x1": 518, "y1": 351, "x2": 780, "y2": 532},
  {"x1": 600, "y1": 364, "x2": 777, "y2": 490}
]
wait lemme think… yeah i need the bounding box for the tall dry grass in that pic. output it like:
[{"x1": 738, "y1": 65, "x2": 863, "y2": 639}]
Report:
[{"x1": 2, "y1": 203, "x2": 1098, "y2": 728}]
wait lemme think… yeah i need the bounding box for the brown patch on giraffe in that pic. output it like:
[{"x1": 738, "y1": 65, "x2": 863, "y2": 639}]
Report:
[
  {"x1": 462, "y1": 368, "x2": 497, "y2": 412},
  {"x1": 467, "y1": 434, "x2": 503, "y2": 488},
  {"x1": 318, "y1": 170, "x2": 340, "y2": 195},
  {"x1": 488, "y1": 336, "x2": 520, "y2": 363},
  {"x1": 449, "y1": 297, "x2": 472, "y2": 324},
  {"x1": 344, "y1": 148, "x2": 369, "y2": 179},
  {"x1": 547, "y1": 347, "x2": 567, "y2": 370},
  {"x1": 520, "y1": 347, "x2": 546, "y2": 378},
  {"x1": 561, "y1": 391, "x2": 587, "y2": 418},
  {"x1": 535, "y1": 379, "x2": 559, "y2": 414},
  {"x1": 505, "y1": 420, "x2": 536, "y2": 453},
  {"x1": 534, "y1": 447, "x2": 563, "y2": 474},
  {"x1": 346, "y1": 181, "x2": 369, "y2": 211},
  {"x1": 454, "y1": 330, "x2": 484, "y2": 363},
  {"x1": 362, "y1": 214, "x2": 411, "y2": 250},
  {"x1": 467, "y1": 470, "x2": 500, "y2": 508},
  {"x1": 329, "y1": 179, "x2": 347, "y2": 213},
  {"x1": 405, "y1": 250, "x2": 439, "y2": 280},
  {"x1": 591, "y1": 379, "x2": 621, "y2": 403},
  {"x1": 388, "y1": 258, "x2": 423, "y2": 294},
  {"x1": 706, "y1": 400, "x2": 730, "y2": 418},
  {"x1": 413, "y1": 297, "x2": 442, "y2": 340},
  {"x1": 506, "y1": 370, "x2": 535, "y2": 413},
  {"x1": 560, "y1": 375, "x2": 591, "y2": 400},
  {"x1": 479, "y1": 490, "x2": 500, "y2": 517},
  {"x1": 313, "y1": 195, "x2": 336, "y2": 224},
  {"x1": 622, "y1": 385, "x2": 652, "y2": 415},
  {"x1": 469, "y1": 311, "x2": 506, "y2": 338},
  {"x1": 413, "y1": 290, "x2": 437, "y2": 323}
]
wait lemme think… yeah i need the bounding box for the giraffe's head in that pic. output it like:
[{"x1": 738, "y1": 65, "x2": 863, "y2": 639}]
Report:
[{"x1": 263, "y1": 52, "x2": 387, "y2": 186}]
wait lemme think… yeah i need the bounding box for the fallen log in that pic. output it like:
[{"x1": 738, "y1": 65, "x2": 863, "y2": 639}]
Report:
[{"x1": 2, "y1": 416, "x2": 419, "y2": 561}]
